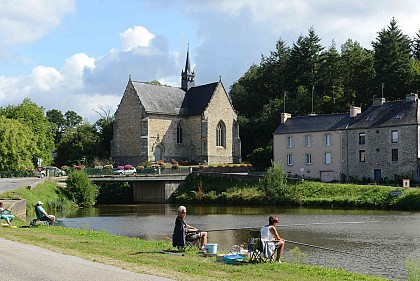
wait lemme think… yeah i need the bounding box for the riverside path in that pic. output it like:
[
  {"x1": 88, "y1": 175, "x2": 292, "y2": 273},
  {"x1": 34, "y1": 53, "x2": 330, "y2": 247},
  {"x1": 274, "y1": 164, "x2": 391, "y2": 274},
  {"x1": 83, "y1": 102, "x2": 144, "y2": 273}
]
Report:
[{"x1": 0, "y1": 237, "x2": 173, "y2": 281}]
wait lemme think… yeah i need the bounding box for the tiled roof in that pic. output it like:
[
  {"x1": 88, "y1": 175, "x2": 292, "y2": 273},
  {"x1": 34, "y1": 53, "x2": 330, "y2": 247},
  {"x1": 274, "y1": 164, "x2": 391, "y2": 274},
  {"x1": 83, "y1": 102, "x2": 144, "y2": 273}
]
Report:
[
  {"x1": 273, "y1": 114, "x2": 352, "y2": 135},
  {"x1": 132, "y1": 81, "x2": 219, "y2": 116},
  {"x1": 349, "y1": 100, "x2": 418, "y2": 129}
]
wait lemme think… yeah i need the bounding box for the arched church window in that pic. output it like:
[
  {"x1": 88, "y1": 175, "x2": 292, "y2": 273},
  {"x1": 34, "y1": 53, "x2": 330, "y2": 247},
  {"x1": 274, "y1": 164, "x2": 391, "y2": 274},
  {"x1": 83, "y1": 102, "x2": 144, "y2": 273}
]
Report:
[
  {"x1": 189, "y1": 146, "x2": 196, "y2": 161},
  {"x1": 177, "y1": 122, "x2": 183, "y2": 144},
  {"x1": 154, "y1": 146, "x2": 162, "y2": 161},
  {"x1": 216, "y1": 121, "x2": 226, "y2": 148}
]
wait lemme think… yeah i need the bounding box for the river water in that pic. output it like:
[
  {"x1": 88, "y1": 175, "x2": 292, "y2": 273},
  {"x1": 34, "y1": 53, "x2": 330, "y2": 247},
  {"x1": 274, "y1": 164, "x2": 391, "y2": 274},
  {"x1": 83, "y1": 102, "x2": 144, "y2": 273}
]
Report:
[{"x1": 55, "y1": 204, "x2": 420, "y2": 281}]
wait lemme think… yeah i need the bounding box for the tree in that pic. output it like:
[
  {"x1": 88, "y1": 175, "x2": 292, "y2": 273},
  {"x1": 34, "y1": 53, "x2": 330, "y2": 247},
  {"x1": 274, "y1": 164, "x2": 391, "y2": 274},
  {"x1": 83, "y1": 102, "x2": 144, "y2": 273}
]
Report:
[
  {"x1": 93, "y1": 105, "x2": 114, "y2": 163},
  {"x1": 46, "y1": 109, "x2": 65, "y2": 143},
  {"x1": 372, "y1": 18, "x2": 413, "y2": 99},
  {"x1": 0, "y1": 116, "x2": 38, "y2": 170},
  {"x1": 55, "y1": 123, "x2": 100, "y2": 167},
  {"x1": 340, "y1": 39, "x2": 375, "y2": 109},
  {"x1": 0, "y1": 98, "x2": 54, "y2": 166},
  {"x1": 413, "y1": 29, "x2": 420, "y2": 60},
  {"x1": 318, "y1": 41, "x2": 344, "y2": 113},
  {"x1": 64, "y1": 110, "x2": 83, "y2": 129},
  {"x1": 287, "y1": 27, "x2": 324, "y2": 114}
]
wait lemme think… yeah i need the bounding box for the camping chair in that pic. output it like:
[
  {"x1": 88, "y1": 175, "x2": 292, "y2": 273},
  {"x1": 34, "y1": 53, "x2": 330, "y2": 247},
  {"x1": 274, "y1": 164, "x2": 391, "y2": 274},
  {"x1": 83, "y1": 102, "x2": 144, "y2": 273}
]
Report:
[
  {"x1": 172, "y1": 225, "x2": 201, "y2": 251},
  {"x1": 185, "y1": 231, "x2": 201, "y2": 250},
  {"x1": 29, "y1": 206, "x2": 51, "y2": 227},
  {"x1": 248, "y1": 229, "x2": 279, "y2": 262}
]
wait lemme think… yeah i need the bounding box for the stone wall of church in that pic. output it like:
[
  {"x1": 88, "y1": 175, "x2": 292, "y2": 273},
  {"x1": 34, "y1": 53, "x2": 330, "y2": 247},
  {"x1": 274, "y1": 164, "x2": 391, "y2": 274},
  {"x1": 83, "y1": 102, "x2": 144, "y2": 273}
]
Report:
[
  {"x1": 204, "y1": 83, "x2": 238, "y2": 164},
  {"x1": 111, "y1": 82, "x2": 144, "y2": 166},
  {"x1": 147, "y1": 115, "x2": 202, "y2": 163}
]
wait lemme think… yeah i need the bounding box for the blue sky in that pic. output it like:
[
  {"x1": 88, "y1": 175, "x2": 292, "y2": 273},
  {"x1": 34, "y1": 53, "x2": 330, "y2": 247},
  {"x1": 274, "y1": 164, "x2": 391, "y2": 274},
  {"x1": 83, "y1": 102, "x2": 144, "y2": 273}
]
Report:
[{"x1": 1, "y1": 0, "x2": 419, "y2": 122}]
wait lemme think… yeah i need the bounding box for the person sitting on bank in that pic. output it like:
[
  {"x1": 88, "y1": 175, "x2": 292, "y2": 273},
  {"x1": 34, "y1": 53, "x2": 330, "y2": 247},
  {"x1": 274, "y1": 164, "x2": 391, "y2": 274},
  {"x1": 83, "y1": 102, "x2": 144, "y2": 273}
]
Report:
[
  {"x1": 0, "y1": 201, "x2": 15, "y2": 225},
  {"x1": 260, "y1": 216, "x2": 285, "y2": 263},
  {"x1": 172, "y1": 205, "x2": 208, "y2": 251},
  {"x1": 35, "y1": 201, "x2": 55, "y2": 225}
]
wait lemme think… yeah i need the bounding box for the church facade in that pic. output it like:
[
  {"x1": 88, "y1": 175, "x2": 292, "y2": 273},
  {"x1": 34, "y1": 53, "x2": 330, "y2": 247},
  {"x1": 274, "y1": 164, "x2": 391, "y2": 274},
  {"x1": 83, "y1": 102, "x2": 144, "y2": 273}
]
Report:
[{"x1": 110, "y1": 50, "x2": 241, "y2": 166}]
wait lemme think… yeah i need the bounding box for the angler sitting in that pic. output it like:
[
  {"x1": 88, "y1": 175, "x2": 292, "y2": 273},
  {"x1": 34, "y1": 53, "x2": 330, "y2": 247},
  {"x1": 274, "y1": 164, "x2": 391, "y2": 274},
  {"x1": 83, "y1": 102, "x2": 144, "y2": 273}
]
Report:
[
  {"x1": 260, "y1": 216, "x2": 285, "y2": 263},
  {"x1": 0, "y1": 201, "x2": 14, "y2": 225},
  {"x1": 35, "y1": 201, "x2": 55, "y2": 225},
  {"x1": 172, "y1": 205, "x2": 208, "y2": 251}
]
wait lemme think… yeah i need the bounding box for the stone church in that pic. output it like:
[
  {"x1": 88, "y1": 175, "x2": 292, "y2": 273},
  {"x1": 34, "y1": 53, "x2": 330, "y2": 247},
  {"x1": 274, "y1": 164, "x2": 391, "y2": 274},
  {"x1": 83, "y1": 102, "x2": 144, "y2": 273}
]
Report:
[{"x1": 111, "y1": 49, "x2": 241, "y2": 166}]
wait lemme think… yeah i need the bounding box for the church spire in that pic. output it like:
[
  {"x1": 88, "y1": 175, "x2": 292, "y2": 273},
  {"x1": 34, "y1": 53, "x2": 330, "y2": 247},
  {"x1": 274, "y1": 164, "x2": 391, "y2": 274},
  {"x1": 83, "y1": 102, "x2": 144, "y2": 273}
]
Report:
[{"x1": 181, "y1": 46, "x2": 195, "y2": 91}]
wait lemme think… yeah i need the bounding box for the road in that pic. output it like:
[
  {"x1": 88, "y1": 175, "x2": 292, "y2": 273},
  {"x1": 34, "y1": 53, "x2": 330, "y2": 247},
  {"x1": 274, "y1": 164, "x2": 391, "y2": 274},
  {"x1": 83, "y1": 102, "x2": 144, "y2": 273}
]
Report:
[
  {"x1": 0, "y1": 237, "x2": 173, "y2": 281},
  {"x1": 0, "y1": 177, "x2": 44, "y2": 193}
]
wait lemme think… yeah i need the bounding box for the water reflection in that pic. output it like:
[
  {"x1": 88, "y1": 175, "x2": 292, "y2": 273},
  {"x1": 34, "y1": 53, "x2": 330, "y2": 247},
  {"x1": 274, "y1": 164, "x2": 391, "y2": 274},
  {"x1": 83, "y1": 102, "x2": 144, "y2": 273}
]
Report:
[{"x1": 56, "y1": 205, "x2": 420, "y2": 281}]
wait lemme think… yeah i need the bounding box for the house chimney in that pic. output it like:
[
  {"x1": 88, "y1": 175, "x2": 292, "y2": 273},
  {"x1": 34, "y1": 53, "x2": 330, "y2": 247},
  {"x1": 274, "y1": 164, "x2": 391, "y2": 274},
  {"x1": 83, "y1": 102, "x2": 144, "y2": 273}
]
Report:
[
  {"x1": 349, "y1": 106, "x2": 361, "y2": 117},
  {"x1": 281, "y1": 113, "x2": 291, "y2": 123},
  {"x1": 405, "y1": 93, "x2": 418, "y2": 102},
  {"x1": 373, "y1": 97, "x2": 386, "y2": 106}
]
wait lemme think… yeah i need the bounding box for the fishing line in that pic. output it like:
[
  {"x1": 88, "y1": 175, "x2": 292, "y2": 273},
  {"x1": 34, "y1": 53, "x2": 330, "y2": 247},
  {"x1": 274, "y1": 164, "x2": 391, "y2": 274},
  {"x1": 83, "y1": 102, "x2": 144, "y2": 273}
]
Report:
[
  {"x1": 204, "y1": 220, "x2": 380, "y2": 232},
  {"x1": 284, "y1": 239, "x2": 372, "y2": 259}
]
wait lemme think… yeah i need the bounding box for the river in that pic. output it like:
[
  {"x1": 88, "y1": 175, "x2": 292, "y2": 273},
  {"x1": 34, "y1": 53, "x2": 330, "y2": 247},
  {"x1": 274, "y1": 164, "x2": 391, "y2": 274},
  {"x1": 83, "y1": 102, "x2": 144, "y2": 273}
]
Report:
[{"x1": 55, "y1": 204, "x2": 420, "y2": 281}]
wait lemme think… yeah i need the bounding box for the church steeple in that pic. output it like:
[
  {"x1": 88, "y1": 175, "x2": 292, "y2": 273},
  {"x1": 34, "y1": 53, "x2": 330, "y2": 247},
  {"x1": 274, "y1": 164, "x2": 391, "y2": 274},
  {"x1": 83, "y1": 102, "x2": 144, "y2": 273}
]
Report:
[{"x1": 181, "y1": 46, "x2": 195, "y2": 91}]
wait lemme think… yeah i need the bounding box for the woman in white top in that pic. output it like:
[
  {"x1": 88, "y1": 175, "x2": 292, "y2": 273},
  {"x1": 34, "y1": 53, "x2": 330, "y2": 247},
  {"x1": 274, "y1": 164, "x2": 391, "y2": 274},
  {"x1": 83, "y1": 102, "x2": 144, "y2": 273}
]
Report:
[{"x1": 260, "y1": 216, "x2": 285, "y2": 263}]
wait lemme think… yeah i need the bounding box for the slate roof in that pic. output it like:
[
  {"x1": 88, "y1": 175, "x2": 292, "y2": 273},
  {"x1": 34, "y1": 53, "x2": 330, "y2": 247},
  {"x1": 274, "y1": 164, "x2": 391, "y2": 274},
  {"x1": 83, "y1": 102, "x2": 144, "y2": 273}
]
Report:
[
  {"x1": 132, "y1": 81, "x2": 219, "y2": 116},
  {"x1": 181, "y1": 82, "x2": 218, "y2": 115},
  {"x1": 273, "y1": 113, "x2": 353, "y2": 135},
  {"x1": 348, "y1": 99, "x2": 419, "y2": 129},
  {"x1": 132, "y1": 82, "x2": 186, "y2": 115}
]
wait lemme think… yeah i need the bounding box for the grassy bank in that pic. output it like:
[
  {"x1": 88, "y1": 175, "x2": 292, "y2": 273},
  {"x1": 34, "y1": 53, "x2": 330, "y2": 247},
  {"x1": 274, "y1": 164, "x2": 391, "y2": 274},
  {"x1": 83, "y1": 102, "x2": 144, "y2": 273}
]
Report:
[
  {"x1": 176, "y1": 173, "x2": 420, "y2": 210},
  {"x1": 1, "y1": 180, "x2": 77, "y2": 214},
  {"x1": 0, "y1": 224, "x2": 389, "y2": 281}
]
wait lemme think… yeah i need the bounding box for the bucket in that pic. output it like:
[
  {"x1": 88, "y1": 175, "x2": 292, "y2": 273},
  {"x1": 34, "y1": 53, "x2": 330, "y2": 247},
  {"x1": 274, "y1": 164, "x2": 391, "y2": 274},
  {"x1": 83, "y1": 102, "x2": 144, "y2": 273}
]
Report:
[{"x1": 205, "y1": 243, "x2": 218, "y2": 254}]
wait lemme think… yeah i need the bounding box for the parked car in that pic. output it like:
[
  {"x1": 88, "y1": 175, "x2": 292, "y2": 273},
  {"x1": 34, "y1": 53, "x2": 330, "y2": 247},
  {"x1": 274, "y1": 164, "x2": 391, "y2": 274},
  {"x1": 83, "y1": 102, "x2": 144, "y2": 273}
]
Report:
[
  {"x1": 37, "y1": 166, "x2": 66, "y2": 177},
  {"x1": 113, "y1": 166, "x2": 137, "y2": 175}
]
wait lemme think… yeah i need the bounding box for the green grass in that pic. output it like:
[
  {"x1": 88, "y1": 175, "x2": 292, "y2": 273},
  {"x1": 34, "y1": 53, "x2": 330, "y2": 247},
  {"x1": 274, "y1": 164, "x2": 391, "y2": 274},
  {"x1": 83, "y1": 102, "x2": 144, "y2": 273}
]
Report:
[
  {"x1": 0, "y1": 179, "x2": 77, "y2": 212},
  {"x1": 177, "y1": 175, "x2": 420, "y2": 210},
  {"x1": 0, "y1": 224, "x2": 389, "y2": 281}
]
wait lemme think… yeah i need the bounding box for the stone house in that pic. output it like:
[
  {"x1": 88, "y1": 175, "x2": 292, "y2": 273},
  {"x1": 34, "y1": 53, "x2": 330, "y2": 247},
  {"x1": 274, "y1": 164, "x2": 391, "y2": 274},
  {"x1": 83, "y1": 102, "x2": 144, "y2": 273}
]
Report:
[
  {"x1": 343, "y1": 94, "x2": 420, "y2": 182},
  {"x1": 273, "y1": 93, "x2": 420, "y2": 182},
  {"x1": 111, "y1": 49, "x2": 241, "y2": 166}
]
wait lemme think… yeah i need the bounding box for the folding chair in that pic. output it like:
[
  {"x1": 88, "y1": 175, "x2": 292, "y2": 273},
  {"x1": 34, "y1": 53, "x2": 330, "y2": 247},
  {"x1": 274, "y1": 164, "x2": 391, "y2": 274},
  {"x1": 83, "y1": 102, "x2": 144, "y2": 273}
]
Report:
[
  {"x1": 248, "y1": 229, "x2": 279, "y2": 262},
  {"x1": 185, "y1": 231, "x2": 201, "y2": 250},
  {"x1": 172, "y1": 228, "x2": 201, "y2": 251}
]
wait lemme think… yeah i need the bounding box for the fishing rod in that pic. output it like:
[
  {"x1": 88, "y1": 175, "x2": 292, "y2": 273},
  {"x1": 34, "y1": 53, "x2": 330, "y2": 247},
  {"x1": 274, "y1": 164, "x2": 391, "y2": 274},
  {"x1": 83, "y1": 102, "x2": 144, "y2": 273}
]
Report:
[
  {"x1": 204, "y1": 220, "x2": 380, "y2": 233},
  {"x1": 284, "y1": 239, "x2": 372, "y2": 259}
]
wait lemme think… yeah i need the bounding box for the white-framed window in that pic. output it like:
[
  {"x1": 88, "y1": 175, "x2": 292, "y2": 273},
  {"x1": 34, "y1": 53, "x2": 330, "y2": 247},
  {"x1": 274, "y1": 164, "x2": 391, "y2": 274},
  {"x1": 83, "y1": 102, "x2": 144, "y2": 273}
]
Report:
[
  {"x1": 305, "y1": 153, "x2": 312, "y2": 165},
  {"x1": 359, "y1": 132, "x2": 365, "y2": 145},
  {"x1": 287, "y1": 154, "x2": 293, "y2": 166},
  {"x1": 359, "y1": 150, "x2": 366, "y2": 162},
  {"x1": 324, "y1": 134, "x2": 332, "y2": 146},
  {"x1": 304, "y1": 135, "x2": 312, "y2": 147},
  {"x1": 287, "y1": 136, "x2": 293, "y2": 148},
  {"x1": 391, "y1": 130, "x2": 399, "y2": 143},
  {"x1": 325, "y1": 152, "x2": 332, "y2": 165}
]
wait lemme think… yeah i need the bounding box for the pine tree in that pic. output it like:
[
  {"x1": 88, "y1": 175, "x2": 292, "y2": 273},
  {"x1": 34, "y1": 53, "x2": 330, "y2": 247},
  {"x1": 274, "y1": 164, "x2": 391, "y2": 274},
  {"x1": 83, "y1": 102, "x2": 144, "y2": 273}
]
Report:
[{"x1": 372, "y1": 18, "x2": 412, "y2": 99}]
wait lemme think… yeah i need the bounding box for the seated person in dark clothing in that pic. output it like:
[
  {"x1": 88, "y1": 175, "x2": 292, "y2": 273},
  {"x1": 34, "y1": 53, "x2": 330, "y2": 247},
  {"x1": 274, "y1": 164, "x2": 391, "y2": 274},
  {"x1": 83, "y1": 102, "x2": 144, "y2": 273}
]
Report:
[{"x1": 172, "y1": 205, "x2": 208, "y2": 251}]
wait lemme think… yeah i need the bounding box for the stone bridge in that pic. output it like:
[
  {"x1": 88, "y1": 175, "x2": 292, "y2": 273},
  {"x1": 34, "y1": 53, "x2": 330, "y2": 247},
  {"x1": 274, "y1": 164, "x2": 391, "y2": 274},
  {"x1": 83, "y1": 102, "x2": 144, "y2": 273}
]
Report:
[{"x1": 90, "y1": 175, "x2": 187, "y2": 203}]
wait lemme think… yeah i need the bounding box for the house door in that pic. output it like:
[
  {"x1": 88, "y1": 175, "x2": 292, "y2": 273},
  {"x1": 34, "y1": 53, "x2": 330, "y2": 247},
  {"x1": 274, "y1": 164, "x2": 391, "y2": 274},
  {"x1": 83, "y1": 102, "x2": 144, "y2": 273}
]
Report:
[{"x1": 374, "y1": 169, "x2": 382, "y2": 182}]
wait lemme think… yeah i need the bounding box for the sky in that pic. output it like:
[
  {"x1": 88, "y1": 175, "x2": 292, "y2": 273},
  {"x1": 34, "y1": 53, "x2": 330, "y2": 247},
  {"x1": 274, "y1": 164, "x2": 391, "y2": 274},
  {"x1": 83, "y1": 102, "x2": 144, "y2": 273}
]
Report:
[{"x1": 0, "y1": 0, "x2": 419, "y2": 123}]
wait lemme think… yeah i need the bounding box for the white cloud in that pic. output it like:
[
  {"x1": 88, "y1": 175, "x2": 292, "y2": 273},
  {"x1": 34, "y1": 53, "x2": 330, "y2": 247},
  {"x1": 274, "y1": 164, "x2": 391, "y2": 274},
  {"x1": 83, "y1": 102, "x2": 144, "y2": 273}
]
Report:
[
  {"x1": 0, "y1": 0, "x2": 75, "y2": 46},
  {"x1": 119, "y1": 26, "x2": 155, "y2": 50}
]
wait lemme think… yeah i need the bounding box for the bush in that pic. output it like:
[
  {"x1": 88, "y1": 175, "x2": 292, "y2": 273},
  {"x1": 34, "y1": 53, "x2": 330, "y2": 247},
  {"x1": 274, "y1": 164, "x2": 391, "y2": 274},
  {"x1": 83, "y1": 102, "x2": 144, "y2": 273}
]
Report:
[
  {"x1": 247, "y1": 146, "x2": 272, "y2": 170},
  {"x1": 259, "y1": 161, "x2": 297, "y2": 203},
  {"x1": 65, "y1": 170, "x2": 99, "y2": 206}
]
